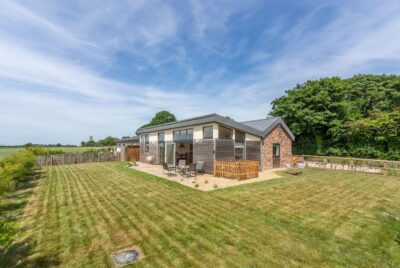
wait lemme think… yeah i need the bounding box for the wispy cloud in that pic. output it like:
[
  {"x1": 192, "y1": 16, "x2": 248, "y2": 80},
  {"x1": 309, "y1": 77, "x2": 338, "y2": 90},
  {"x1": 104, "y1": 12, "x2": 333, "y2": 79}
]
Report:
[{"x1": 1, "y1": 0, "x2": 400, "y2": 144}]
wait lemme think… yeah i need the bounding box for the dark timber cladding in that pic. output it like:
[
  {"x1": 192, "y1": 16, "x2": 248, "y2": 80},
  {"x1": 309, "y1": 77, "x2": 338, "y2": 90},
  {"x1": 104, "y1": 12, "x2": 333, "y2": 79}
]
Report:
[
  {"x1": 215, "y1": 139, "x2": 235, "y2": 161},
  {"x1": 246, "y1": 141, "x2": 261, "y2": 161},
  {"x1": 140, "y1": 142, "x2": 158, "y2": 164},
  {"x1": 193, "y1": 139, "x2": 215, "y2": 173}
]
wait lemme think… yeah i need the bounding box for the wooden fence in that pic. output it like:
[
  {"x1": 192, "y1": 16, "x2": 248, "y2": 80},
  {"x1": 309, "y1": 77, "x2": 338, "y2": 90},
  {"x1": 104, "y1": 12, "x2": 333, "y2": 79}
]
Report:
[
  {"x1": 36, "y1": 151, "x2": 118, "y2": 167},
  {"x1": 303, "y1": 155, "x2": 400, "y2": 176},
  {"x1": 214, "y1": 160, "x2": 259, "y2": 180}
]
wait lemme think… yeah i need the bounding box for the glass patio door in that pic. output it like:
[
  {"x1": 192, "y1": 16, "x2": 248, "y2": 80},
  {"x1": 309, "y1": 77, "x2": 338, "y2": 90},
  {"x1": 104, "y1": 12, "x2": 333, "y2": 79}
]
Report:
[
  {"x1": 272, "y1": 143, "x2": 280, "y2": 168},
  {"x1": 165, "y1": 143, "x2": 175, "y2": 166},
  {"x1": 158, "y1": 143, "x2": 165, "y2": 164}
]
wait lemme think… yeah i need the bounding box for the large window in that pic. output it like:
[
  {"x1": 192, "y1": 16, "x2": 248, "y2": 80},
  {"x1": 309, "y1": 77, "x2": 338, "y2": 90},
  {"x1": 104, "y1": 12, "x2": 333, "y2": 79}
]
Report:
[
  {"x1": 179, "y1": 129, "x2": 187, "y2": 141},
  {"x1": 158, "y1": 132, "x2": 164, "y2": 143},
  {"x1": 218, "y1": 125, "x2": 233, "y2": 140},
  {"x1": 145, "y1": 134, "x2": 149, "y2": 152},
  {"x1": 187, "y1": 129, "x2": 193, "y2": 140},
  {"x1": 173, "y1": 129, "x2": 193, "y2": 142},
  {"x1": 235, "y1": 131, "x2": 245, "y2": 159},
  {"x1": 203, "y1": 126, "x2": 213, "y2": 139}
]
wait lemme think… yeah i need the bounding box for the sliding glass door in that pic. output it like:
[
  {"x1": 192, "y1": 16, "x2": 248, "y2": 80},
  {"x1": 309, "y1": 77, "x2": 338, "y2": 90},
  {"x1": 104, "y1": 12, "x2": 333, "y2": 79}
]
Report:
[{"x1": 165, "y1": 143, "x2": 175, "y2": 166}]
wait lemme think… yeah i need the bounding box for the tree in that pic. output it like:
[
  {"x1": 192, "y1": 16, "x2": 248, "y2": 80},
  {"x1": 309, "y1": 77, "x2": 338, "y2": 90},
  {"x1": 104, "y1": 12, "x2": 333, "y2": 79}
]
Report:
[
  {"x1": 269, "y1": 74, "x2": 400, "y2": 159},
  {"x1": 80, "y1": 136, "x2": 117, "y2": 147},
  {"x1": 142, "y1": 111, "x2": 177, "y2": 128},
  {"x1": 98, "y1": 136, "x2": 117, "y2": 146}
]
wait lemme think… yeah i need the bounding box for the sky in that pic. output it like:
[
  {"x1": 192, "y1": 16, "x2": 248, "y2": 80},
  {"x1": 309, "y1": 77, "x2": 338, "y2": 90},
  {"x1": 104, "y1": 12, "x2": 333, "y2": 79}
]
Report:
[{"x1": 1, "y1": 0, "x2": 400, "y2": 145}]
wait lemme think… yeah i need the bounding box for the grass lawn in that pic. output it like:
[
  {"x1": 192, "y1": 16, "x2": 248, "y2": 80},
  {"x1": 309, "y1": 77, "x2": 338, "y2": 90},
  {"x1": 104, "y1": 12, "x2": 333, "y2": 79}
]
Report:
[
  {"x1": 0, "y1": 147, "x2": 109, "y2": 160},
  {"x1": 1, "y1": 163, "x2": 399, "y2": 267}
]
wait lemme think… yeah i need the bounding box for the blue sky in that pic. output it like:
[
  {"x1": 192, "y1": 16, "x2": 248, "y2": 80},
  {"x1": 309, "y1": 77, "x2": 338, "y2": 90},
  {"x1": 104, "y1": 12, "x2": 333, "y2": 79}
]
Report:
[{"x1": 1, "y1": 0, "x2": 400, "y2": 145}]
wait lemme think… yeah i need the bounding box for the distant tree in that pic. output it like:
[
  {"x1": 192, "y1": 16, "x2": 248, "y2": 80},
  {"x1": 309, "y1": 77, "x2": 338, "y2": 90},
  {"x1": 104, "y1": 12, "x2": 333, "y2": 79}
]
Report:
[
  {"x1": 80, "y1": 136, "x2": 117, "y2": 147},
  {"x1": 86, "y1": 140, "x2": 96, "y2": 147},
  {"x1": 142, "y1": 111, "x2": 177, "y2": 128},
  {"x1": 98, "y1": 136, "x2": 118, "y2": 146}
]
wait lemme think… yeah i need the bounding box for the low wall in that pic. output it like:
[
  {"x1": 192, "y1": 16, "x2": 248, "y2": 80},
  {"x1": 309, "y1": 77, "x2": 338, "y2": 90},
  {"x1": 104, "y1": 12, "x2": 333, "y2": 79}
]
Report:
[{"x1": 303, "y1": 155, "x2": 400, "y2": 176}]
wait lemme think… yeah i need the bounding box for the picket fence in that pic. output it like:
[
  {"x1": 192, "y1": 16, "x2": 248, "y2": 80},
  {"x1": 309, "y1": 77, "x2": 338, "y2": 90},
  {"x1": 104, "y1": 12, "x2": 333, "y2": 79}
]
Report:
[{"x1": 214, "y1": 160, "x2": 259, "y2": 180}]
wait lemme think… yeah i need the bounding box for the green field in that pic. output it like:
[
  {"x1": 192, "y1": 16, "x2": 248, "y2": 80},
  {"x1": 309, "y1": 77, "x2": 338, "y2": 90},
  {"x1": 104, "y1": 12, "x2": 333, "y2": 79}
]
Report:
[
  {"x1": 1, "y1": 163, "x2": 400, "y2": 267},
  {"x1": 0, "y1": 147, "x2": 109, "y2": 160}
]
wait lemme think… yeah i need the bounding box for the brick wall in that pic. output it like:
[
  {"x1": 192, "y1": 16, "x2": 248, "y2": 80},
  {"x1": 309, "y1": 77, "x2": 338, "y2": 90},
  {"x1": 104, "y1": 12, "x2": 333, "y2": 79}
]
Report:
[{"x1": 262, "y1": 125, "x2": 292, "y2": 169}]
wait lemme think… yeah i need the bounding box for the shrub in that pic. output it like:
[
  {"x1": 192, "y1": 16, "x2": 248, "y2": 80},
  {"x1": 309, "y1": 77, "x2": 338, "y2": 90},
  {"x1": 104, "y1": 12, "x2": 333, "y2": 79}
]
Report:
[
  {"x1": 324, "y1": 147, "x2": 348, "y2": 157},
  {"x1": 382, "y1": 150, "x2": 400, "y2": 161},
  {"x1": 26, "y1": 146, "x2": 65, "y2": 156},
  {"x1": 349, "y1": 147, "x2": 382, "y2": 159},
  {"x1": 83, "y1": 148, "x2": 107, "y2": 154},
  {"x1": 0, "y1": 151, "x2": 36, "y2": 195}
]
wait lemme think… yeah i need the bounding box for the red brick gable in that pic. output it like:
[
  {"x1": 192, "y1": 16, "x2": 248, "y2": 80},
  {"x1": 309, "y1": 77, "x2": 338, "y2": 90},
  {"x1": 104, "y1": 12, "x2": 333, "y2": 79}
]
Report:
[{"x1": 262, "y1": 124, "x2": 292, "y2": 169}]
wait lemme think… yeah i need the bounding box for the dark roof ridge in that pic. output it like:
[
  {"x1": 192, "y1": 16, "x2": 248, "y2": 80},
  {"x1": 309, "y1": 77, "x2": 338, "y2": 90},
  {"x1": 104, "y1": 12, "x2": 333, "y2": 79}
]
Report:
[
  {"x1": 240, "y1": 117, "x2": 278, "y2": 123},
  {"x1": 137, "y1": 113, "x2": 217, "y2": 131}
]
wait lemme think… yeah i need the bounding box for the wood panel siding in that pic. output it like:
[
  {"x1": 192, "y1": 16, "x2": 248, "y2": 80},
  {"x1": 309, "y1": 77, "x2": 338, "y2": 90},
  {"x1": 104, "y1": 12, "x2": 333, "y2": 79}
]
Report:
[
  {"x1": 125, "y1": 146, "x2": 140, "y2": 161},
  {"x1": 193, "y1": 139, "x2": 215, "y2": 173},
  {"x1": 246, "y1": 141, "x2": 261, "y2": 161},
  {"x1": 215, "y1": 139, "x2": 235, "y2": 161},
  {"x1": 140, "y1": 142, "x2": 158, "y2": 164}
]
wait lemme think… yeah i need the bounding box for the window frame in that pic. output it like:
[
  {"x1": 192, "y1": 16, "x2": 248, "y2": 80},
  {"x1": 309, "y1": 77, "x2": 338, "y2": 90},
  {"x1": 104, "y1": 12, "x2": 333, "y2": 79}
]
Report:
[
  {"x1": 203, "y1": 126, "x2": 213, "y2": 139},
  {"x1": 234, "y1": 130, "x2": 245, "y2": 159},
  {"x1": 158, "y1": 132, "x2": 164, "y2": 143},
  {"x1": 218, "y1": 125, "x2": 233, "y2": 140},
  {"x1": 173, "y1": 128, "x2": 193, "y2": 142},
  {"x1": 145, "y1": 134, "x2": 150, "y2": 152}
]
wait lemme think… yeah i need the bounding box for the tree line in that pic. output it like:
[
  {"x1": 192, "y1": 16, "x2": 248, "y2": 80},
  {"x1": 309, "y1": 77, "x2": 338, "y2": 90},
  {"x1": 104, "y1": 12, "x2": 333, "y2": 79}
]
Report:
[{"x1": 270, "y1": 74, "x2": 400, "y2": 160}]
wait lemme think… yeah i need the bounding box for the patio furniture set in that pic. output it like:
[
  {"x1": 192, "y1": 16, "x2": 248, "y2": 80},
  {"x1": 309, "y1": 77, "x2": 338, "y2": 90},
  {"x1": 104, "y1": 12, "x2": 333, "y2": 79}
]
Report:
[{"x1": 163, "y1": 160, "x2": 205, "y2": 177}]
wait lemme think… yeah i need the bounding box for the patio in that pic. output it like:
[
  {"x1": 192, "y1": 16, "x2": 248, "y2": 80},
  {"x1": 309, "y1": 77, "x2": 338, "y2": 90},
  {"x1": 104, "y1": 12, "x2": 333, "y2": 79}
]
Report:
[{"x1": 130, "y1": 162, "x2": 282, "y2": 191}]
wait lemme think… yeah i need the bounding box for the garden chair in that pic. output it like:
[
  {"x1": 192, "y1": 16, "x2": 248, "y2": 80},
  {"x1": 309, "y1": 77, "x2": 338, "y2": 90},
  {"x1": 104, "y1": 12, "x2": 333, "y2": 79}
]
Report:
[
  {"x1": 177, "y1": 159, "x2": 186, "y2": 174},
  {"x1": 163, "y1": 163, "x2": 176, "y2": 175},
  {"x1": 189, "y1": 161, "x2": 205, "y2": 177}
]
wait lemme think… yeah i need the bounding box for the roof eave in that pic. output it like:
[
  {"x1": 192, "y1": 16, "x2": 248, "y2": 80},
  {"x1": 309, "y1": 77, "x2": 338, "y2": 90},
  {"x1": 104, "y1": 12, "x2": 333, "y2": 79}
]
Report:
[{"x1": 262, "y1": 118, "x2": 295, "y2": 140}]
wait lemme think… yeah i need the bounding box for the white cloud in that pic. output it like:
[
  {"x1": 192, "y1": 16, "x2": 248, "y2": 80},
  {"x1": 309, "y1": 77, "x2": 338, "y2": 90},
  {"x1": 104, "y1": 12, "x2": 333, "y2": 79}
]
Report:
[{"x1": 1, "y1": 0, "x2": 400, "y2": 144}]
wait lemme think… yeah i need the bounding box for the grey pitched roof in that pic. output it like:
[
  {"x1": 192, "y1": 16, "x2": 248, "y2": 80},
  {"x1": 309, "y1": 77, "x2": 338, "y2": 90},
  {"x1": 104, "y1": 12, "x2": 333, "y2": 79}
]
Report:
[
  {"x1": 116, "y1": 136, "x2": 139, "y2": 143},
  {"x1": 136, "y1": 113, "x2": 264, "y2": 137},
  {"x1": 136, "y1": 113, "x2": 295, "y2": 140},
  {"x1": 241, "y1": 117, "x2": 295, "y2": 140}
]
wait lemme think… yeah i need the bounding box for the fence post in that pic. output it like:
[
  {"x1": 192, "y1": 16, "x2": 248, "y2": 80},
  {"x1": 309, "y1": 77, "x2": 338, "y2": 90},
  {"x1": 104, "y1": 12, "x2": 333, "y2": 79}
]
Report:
[
  {"x1": 51, "y1": 155, "x2": 54, "y2": 166},
  {"x1": 383, "y1": 161, "x2": 388, "y2": 175}
]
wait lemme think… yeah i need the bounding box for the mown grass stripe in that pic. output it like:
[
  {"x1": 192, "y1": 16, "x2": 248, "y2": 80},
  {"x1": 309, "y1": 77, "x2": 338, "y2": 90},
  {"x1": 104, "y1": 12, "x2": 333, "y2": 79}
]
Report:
[{"x1": 8, "y1": 162, "x2": 400, "y2": 267}]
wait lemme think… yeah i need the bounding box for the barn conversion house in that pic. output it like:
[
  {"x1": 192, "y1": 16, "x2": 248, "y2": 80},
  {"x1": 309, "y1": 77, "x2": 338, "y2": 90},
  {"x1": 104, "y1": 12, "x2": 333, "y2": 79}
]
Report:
[{"x1": 136, "y1": 113, "x2": 294, "y2": 173}]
